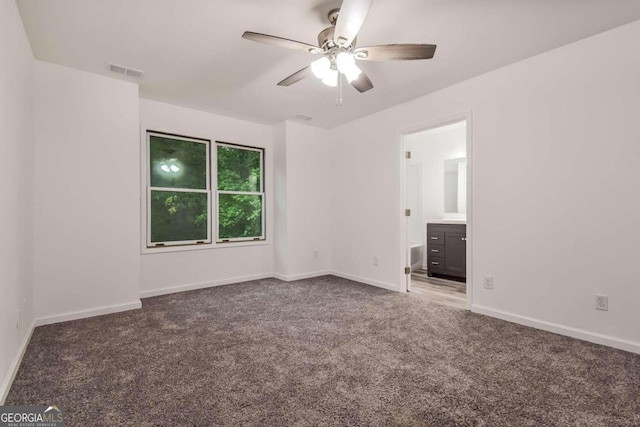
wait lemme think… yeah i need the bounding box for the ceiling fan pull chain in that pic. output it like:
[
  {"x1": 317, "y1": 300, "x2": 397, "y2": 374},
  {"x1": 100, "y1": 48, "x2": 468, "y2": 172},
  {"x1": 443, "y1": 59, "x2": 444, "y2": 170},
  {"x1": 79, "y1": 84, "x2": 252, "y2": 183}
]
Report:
[{"x1": 337, "y1": 73, "x2": 343, "y2": 106}]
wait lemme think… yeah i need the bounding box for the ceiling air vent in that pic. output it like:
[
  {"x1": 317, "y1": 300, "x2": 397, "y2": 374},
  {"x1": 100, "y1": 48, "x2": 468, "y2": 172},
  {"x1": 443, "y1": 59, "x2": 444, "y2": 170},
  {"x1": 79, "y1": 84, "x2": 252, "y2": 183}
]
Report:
[
  {"x1": 106, "y1": 62, "x2": 144, "y2": 79},
  {"x1": 293, "y1": 114, "x2": 313, "y2": 122}
]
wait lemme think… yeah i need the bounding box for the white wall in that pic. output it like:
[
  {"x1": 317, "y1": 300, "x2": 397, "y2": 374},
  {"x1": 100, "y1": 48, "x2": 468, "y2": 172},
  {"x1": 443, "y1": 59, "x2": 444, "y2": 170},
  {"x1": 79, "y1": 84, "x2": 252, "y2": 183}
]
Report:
[
  {"x1": 0, "y1": 0, "x2": 34, "y2": 402},
  {"x1": 33, "y1": 61, "x2": 141, "y2": 321},
  {"x1": 329, "y1": 116, "x2": 402, "y2": 290},
  {"x1": 276, "y1": 122, "x2": 331, "y2": 280},
  {"x1": 330, "y1": 20, "x2": 640, "y2": 351},
  {"x1": 273, "y1": 123, "x2": 288, "y2": 277},
  {"x1": 139, "y1": 100, "x2": 274, "y2": 296}
]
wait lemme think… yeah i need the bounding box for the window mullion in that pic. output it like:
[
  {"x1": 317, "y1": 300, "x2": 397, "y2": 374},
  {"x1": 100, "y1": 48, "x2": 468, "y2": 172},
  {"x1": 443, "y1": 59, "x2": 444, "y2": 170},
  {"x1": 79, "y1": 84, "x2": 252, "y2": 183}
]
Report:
[
  {"x1": 150, "y1": 187, "x2": 209, "y2": 193},
  {"x1": 217, "y1": 190, "x2": 263, "y2": 196}
]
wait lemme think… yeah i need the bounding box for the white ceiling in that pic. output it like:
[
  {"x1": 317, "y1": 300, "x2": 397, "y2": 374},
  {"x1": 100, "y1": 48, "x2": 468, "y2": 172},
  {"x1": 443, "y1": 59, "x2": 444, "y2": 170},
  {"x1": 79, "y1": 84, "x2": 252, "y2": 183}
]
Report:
[{"x1": 16, "y1": 0, "x2": 640, "y2": 128}]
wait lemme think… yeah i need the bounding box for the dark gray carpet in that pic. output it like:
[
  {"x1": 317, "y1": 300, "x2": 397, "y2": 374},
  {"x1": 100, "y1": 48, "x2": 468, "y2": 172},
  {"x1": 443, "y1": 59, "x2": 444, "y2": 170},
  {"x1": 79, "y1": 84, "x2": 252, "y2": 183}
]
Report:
[{"x1": 7, "y1": 276, "x2": 640, "y2": 426}]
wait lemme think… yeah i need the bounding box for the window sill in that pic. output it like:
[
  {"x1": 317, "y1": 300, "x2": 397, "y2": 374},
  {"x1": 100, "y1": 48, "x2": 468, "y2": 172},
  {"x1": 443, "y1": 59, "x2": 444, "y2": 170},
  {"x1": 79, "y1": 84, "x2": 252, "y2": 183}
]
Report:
[{"x1": 141, "y1": 239, "x2": 270, "y2": 255}]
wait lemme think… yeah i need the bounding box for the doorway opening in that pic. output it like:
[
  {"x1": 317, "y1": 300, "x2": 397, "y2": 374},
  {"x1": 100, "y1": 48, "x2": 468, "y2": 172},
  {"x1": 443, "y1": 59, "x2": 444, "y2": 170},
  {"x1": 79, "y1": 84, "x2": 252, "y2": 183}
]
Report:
[{"x1": 401, "y1": 117, "x2": 472, "y2": 309}]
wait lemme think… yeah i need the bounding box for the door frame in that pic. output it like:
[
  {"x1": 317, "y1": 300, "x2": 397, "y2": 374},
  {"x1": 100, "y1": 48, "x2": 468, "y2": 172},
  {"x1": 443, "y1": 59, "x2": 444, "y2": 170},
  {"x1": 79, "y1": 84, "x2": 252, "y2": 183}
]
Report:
[{"x1": 398, "y1": 111, "x2": 474, "y2": 310}]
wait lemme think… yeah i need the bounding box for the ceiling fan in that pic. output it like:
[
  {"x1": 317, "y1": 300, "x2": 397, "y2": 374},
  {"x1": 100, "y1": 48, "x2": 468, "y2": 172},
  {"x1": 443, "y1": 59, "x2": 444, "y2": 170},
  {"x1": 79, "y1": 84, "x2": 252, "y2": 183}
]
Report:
[{"x1": 241, "y1": 0, "x2": 436, "y2": 95}]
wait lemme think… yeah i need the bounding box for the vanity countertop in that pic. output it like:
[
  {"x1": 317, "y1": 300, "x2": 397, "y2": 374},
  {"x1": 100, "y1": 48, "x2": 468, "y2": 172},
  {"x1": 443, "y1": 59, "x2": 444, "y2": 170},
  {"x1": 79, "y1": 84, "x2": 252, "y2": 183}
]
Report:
[{"x1": 427, "y1": 219, "x2": 467, "y2": 225}]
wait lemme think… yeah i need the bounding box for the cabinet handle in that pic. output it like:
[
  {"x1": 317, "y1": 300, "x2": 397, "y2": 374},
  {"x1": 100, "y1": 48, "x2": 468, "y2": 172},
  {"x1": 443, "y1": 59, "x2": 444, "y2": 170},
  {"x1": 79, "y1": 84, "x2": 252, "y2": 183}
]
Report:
[
  {"x1": 430, "y1": 237, "x2": 439, "y2": 240},
  {"x1": 431, "y1": 262, "x2": 439, "y2": 265},
  {"x1": 431, "y1": 249, "x2": 439, "y2": 253}
]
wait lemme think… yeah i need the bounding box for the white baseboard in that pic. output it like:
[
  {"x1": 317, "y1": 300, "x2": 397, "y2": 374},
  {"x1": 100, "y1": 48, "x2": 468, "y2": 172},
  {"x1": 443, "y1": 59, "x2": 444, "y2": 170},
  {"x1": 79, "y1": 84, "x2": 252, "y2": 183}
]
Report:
[
  {"x1": 472, "y1": 304, "x2": 640, "y2": 355},
  {"x1": 34, "y1": 300, "x2": 142, "y2": 327},
  {"x1": 329, "y1": 271, "x2": 400, "y2": 293},
  {"x1": 140, "y1": 273, "x2": 273, "y2": 298},
  {"x1": 272, "y1": 271, "x2": 330, "y2": 282},
  {"x1": 0, "y1": 319, "x2": 36, "y2": 404}
]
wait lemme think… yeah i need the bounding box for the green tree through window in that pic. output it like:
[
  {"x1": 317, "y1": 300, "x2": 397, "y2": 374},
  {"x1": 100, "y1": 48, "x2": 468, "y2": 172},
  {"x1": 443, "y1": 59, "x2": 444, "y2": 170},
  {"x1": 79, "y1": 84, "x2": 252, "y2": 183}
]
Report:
[
  {"x1": 217, "y1": 144, "x2": 264, "y2": 240},
  {"x1": 148, "y1": 133, "x2": 210, "y2": 246},
  {"x1": 146, "y1": 133, "x2": 265, "y2": 247}
]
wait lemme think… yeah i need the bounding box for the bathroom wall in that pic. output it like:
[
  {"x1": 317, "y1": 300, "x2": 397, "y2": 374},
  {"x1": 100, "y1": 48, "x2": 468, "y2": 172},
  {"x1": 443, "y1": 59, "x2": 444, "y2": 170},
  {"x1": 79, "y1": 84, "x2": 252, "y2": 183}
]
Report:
[{"x1": 405, "y1": 122, "x2": 466, "y2": 267}]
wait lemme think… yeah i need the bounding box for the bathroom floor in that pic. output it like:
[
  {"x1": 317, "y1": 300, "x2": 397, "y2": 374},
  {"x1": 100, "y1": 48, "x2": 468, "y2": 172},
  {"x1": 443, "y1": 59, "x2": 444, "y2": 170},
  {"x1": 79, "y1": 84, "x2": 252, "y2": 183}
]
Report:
[{"x1": 410, "y1": 269, "x2": 466, "y2": 309}]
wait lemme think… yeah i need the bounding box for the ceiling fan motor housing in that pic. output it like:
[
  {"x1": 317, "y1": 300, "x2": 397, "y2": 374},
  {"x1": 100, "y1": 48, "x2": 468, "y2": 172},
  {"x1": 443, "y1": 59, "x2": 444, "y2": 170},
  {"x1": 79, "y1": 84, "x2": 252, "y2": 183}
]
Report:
[
  {"x1": 318, "y1": 26, "x2": 336, "y2": 49},
  {"x1": 320, "y1": 8, "x2": 357, "y2": 51},
  {"x1": 318, "y1": 26, "x2": 356, "y2": 52}
]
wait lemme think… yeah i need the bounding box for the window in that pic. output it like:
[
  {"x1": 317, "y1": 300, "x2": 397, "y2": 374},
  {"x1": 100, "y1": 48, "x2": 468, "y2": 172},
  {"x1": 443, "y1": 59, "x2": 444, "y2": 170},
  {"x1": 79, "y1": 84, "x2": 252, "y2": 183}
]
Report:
[
  {"x1": 216, "y1": 143, "x2": 265, "y2": 242},
  {"x1": 147, "y1": 132, "x2": 211, "y2": 247},
  {"x1": 144, "y1": 132, "x2": 265, "y2": 249}
]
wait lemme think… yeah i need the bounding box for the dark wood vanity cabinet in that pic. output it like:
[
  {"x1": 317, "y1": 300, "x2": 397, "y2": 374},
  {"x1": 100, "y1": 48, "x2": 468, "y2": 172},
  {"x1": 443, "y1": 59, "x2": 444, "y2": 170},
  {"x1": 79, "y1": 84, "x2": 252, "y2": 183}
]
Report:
[{"x1": 427, "y1": 223, "x2": 466, "y2": 280}]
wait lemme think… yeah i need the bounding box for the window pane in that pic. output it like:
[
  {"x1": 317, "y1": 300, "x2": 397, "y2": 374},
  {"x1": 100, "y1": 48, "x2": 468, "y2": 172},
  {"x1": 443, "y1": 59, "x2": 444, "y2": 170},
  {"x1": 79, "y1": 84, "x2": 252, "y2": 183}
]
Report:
[
  {"x1": 217, "y1": 145, "x2": 261, "y2": 192},
  {"x1": 218, "y1": 194, "x2": 263, "y2": 239},
  {"x1": 150, "y1": 135, "x2": 207, "y2": 189},
  {"x1": 150, "y1": 190, "x2": 208, "y2": 243}
]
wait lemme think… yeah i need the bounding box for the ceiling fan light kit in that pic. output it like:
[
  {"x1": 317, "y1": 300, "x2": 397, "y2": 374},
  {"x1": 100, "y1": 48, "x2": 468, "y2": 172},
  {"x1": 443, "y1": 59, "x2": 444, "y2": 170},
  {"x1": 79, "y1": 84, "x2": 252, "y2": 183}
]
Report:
[
  {"x1": 322, "y1": 68, "x2": 339, "y2": 87},
  {"x1": 310, "y1": 52, "x2": 361, "y2": 86},
  {"x1": 311, "y1": 57, "x2": 331, "y2": 79},
  {"x1": 242, "y1": 0, "x2": 436, "y2": 100},
  {"x1": 336, "y1": 52, "x2": 362, "y2": 83}
]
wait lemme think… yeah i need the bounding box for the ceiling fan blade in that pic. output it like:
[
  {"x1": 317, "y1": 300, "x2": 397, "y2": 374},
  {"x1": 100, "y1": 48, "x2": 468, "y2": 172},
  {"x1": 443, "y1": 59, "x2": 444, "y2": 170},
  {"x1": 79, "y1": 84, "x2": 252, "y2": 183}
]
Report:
[
  {"x1": 242, "y1": 31, "x2": 321, "y2": 54},
  {"x1": 277, "y1": 66, "x2": 314, "y2": 87},
  {"x1": 350, "y1": 71, "x2": 373, "y2": 93},
  {"x1": 353, "y1": 44, "x2": 437, "y2": 61},
  {"x1": 334, "y1": 0, "x2": 372, "y2": 48}
]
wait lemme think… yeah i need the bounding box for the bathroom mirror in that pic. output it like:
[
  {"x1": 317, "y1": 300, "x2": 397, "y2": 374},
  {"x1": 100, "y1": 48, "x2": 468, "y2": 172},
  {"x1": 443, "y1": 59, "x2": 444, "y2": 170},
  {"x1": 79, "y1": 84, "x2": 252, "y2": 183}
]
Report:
[{"x1": 444, "y1": 157, "x2": 467, "y2": 213}]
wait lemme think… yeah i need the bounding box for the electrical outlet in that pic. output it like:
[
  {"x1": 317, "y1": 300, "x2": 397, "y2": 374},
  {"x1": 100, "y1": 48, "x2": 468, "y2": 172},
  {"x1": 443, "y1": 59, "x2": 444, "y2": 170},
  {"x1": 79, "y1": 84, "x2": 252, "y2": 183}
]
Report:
[
  {"x1": 313, "y1": 250, "x2": 318, "y2": 259},
  {"x1": 596, "y1": 295, "x2": 608, "y2": 311},
  {"x1": 373, "y1": 256, "x2": 379, "y2": 266},
  {"x1": 483, "y1": 276, "x2": 493, "y2": 290}
]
